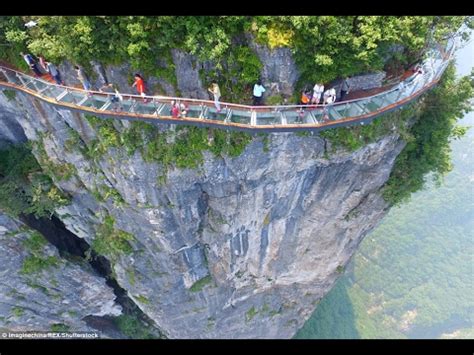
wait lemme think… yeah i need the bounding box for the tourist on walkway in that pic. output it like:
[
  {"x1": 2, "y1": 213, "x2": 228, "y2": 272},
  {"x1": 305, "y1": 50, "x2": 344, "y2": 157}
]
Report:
[
  {"x1": 340, "y1": 78, "x2": 351, "y2": 101},
  {"x1": 45, "y1": 61, "x2": 63, "y2": 85},
  {"x1": 208, "y1": 81, "x2": 221, "y2": 112},
  {"x1": 170, "y1": 100, "x2": 180, "y2": 118},
  {"x1": 179, "y1": 102, "x2": 189, "y2": 118},
  {"x1": 300, "y1": 89, "x2": 311, "y2": 105},
  {"x1": 132, "y1": 73, "x2": 149, "y2": 103},
  {"x1": 38, "y1": 55, "x2": 48, "y2": 74},
  {"x1": 74, "y1": 65, "x2": 92, "y2": 94},
  {"x1": 323, "y1": 88, "x2": 336, "y2": 105},
  {"x1": 312, "y1": 83, "x2": 324, "y2": 104},
  {"x1": 20, "y1": 52, "x2": 42, "y2": 77},
  {"x1": 252, "y1": 80, "x2": 266, "y2": 106},
  {"x1": 99, "y1": 83, "x2": 123, "y2": 111},
  {"x1": 412, "y1": 64, "x2": 424, "y2": 82}
]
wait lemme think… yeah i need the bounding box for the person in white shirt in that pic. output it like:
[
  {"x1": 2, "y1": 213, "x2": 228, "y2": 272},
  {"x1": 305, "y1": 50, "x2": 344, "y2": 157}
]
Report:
[
  {"x1": 208, "y1": 81, "x2": 221, "y2": 112},
  {"x1": 323, "y1": 88, "x2": 336, "y2": 105},
  {"x1": 329, "y1": 88, "x2": 336, "y2": 104},
  {"x1": 253, "y1": 80, "x2": 266, "y2": 106},
  {"x1": 311, "y1": 83, "x2": 324, "y2": 104}
]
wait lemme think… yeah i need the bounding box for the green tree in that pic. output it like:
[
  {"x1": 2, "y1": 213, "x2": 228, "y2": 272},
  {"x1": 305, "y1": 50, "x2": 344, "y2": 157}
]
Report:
[
  {"x1": 1, "y1": 16, "x2": 470, "y2": 101},
  {"x1": 0, "y1": 143, "x2": 70, "y2": 218},
  {"x1": 383, "y1": 64, "x2": 474, "y2": 205}
]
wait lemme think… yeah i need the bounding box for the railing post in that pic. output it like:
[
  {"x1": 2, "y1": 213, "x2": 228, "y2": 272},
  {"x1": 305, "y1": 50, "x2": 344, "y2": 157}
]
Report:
[
  {"x1": 129, "y1": 99, "x2": 137, "y2": 113},
  {"x1": 250, "y1": 110, "x2": 257, "y2": 126},
  {"x1": 224, "y1": 109, "x2": 232, "y2": 123}
]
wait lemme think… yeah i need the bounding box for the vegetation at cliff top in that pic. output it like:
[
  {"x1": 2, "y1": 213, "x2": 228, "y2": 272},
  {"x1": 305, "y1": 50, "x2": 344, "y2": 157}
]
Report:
[
  {"x1": 0, "y1": 143, "x2": 70, "y2": 219},
  {"x1": 382, "y1": 63, "x2": 474, "y2": 206},
  {"x1": 1, "y1": 16, "x2": 471, "y2": 101}
]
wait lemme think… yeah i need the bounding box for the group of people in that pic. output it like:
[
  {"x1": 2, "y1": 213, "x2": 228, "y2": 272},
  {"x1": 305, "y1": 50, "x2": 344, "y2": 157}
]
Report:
[
  {"x1": 170, "y1": 100, "x2": 189, "y2": 118},
  {"x1": 206, "y1": 79, "x2": 267, "y2": 112},
  {"x1": 19, "y1": 50, "x2": 356, "y2": 118},
  {"x1": 21, "y1": 51, "x2": 147, "y2": 98},
  {"x1": 300, "y1": 78, "x2": 351, "y2": 106},
  {"x1": 20, "y1": 52, "x2": 63, "y2": 85}
]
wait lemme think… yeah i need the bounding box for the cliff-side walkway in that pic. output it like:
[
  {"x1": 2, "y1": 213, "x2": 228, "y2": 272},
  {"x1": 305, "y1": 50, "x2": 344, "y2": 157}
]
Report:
[{"x1": 0, "y1": 42, "x2": 454, "y2": 133}]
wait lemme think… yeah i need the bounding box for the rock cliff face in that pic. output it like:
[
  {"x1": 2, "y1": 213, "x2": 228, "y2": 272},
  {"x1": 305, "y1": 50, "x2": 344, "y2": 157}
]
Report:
[
  {"x1": 0, "y1": 212, "x2": 122, "y2": 333},
  {"x1": 0, "y1": 92, "x2": 27, "y2": 148},
  {"x1": 0, "y1": 84, "x2": 406, "y2": 338}
]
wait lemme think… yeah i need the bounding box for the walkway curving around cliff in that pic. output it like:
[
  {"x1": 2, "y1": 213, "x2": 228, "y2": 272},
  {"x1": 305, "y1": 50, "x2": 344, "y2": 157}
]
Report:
[{"x1": 0, "y1": 41, "x2": 454, "y2": 133}]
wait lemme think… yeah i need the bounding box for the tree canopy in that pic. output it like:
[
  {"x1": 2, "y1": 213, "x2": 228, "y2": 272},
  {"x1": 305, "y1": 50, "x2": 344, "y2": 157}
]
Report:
[{"x1": 1, "y1": 16, "x2": 471, "y2": 99}]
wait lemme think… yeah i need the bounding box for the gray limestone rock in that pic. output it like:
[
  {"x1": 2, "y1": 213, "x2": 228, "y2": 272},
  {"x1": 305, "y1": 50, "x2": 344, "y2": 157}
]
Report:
[
  {"x1": 0, "y1": 88, "x2": 406, "y2": 338},
  {"x1": 0, "y1": 90, "x2": 27, "y2": 147},
  {"x1": 246, "y1": 35, "x2": 300, "y2": 99},
  {"x1": 0, "y1": 213, "x2": 122, "y2": 335}
]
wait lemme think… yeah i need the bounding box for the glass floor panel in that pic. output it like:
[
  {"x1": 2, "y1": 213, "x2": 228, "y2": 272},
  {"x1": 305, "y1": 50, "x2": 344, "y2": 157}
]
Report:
[
  {"x1": 184, "y1": 109, "x2": 201, "y2": 118},
  {"x1": 365, "y1": 98, "x2": 387, "y2": 112},
  {"x1": 0, "y1": 71, "x2": 21, "y2": 85},
  {"x1": 206, "y1": 109, "x2": 226, "y2": 121},
  {"x1": 48, "y1": 86, "x2": 69, "y2": 98},
  {"x1": 81, "y1": 96, "x2": 109, "y2": 109},
  {"x1": 230, "y1": 113, "x2": 250, "y2": 124},
  {"x1": 344, "y1": 102, "x2": 366, "y2": 117},
  {"x1": 256, "y1": 113, "x2": 281, "y2": 125},
  {"x1": 284, "y1": 110, "x2": 305, "y2": 124},
  {"x1": 58, "y1": 91, "x2": 81, "y2": 104},
  {"x1": 132, "y1": 102, "x2": 159, "y2": 115}
]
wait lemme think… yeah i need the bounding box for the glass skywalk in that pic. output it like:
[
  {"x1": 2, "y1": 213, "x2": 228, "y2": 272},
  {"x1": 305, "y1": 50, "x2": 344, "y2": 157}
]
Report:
[{"x1": 0, "y1": 40, "x2": 454, "y2": 133}]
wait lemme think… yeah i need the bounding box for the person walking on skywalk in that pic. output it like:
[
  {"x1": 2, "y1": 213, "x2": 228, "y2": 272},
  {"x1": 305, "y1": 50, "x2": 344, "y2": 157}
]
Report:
[
  {"x1": 20, "y1": 52, "x2": 42, "y2": 77},
  {"x1": 45, "y1": 61, "x2": 63, "y2": 85},
  {"x1": 74, "y1": 65, "x2": 92, "y2": 95},
  {"x1": 132, "y1": 73, "x2": 150, "y2": 103},
  {"x1": 252, "y1": 79, "x2": 266, "y2": 106},
  {"x1": 208, "y1": 81, "x2": 222, "y2": 112}
]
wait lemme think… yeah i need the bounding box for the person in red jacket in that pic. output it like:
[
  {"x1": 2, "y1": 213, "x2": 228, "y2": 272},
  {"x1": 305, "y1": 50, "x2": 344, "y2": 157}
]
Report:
[
  {"x1": 132, "y1": 73, "x2": 149, "y2": 102},
  {"x1": 170, "y1": 100, "x2": 180, "y2": 118}
]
